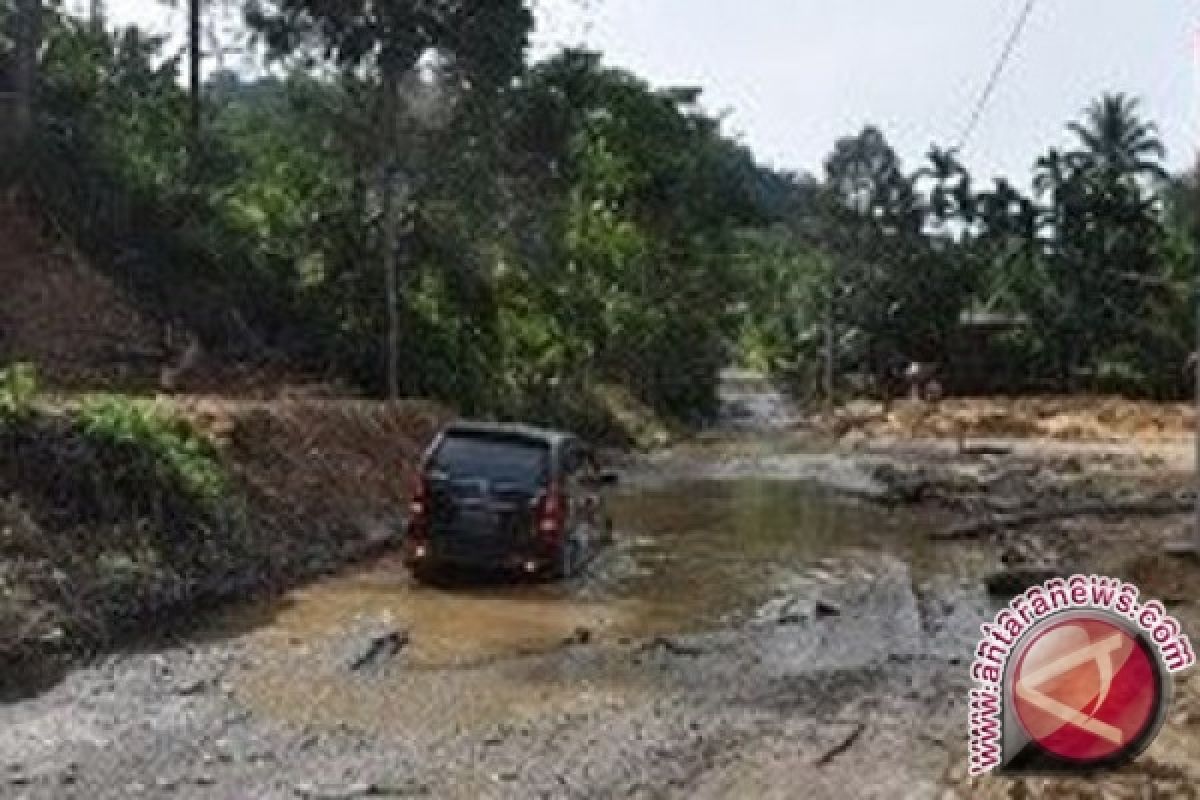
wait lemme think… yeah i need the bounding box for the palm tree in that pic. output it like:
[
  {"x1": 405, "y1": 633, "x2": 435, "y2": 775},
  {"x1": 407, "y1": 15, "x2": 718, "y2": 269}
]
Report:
[
  {"x1": 917, "y1": 145, "x2": 973, "y2": 225},
  {"x1": 1033, "y1": 148, "x2": 1072, "y2": 199},
  {"x1": 1068, "y1": 93, "x2": 1167, "y2": 182}
]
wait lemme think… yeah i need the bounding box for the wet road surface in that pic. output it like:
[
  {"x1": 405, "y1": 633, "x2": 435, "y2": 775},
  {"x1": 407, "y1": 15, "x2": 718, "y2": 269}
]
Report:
[{"x1": 0, "y1": 374, "x2": 997, "y2": 798}]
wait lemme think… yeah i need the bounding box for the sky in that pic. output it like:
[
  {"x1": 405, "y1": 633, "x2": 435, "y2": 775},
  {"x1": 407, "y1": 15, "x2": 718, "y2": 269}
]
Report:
[{"x1": 96, "y1": 0, "x2": 1200, "y2": 187}]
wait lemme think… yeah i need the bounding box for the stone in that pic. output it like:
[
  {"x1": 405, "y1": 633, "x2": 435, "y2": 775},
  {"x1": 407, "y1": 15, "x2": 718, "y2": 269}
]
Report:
[
  {"x1": 347, "y1": 628, "x2": 409, "y2": 671},
  {"x1": 814, "y1": 599, "x2": 841, "y2": 618},
  {"x1": 173, "y1": 677, "x2": 209, "y2": 696}
]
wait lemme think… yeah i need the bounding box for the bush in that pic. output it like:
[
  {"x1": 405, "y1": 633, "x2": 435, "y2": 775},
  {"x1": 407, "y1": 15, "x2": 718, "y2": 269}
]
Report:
[
  {"x1": 0, "y1": 362, "x2": 39, "y2": 419},
  {"x1": 76, "y1": 395, "x2": 228, "y2": 506}
]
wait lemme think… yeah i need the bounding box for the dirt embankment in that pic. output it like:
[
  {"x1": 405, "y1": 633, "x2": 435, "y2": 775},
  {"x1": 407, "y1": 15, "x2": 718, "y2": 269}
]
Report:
[
  {"x1": 823, "y1": 394, "x2": 1195, "y2": 443},
  {"x1": 0, "y1": 199, "x2": 167, "y2": 391},
  {"x1": 0, "y1": 395, "x2": 447, "y2": 685}
]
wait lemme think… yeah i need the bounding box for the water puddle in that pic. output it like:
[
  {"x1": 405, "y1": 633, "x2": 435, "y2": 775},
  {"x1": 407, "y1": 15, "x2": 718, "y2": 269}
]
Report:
[
  {"x1": 206, "y1": 463, "x2": 986, "y2": 734},
  {"x1": 226, "y1": 481, "x2": 943, "y2": 662}
]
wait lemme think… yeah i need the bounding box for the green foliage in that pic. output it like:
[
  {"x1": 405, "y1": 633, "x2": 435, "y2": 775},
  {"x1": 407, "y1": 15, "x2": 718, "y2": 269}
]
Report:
[
  {"x1": 10, "y1": 5, "x2": 1196, "y2": 423},
  {"x1": 0, "y1": 362, "x2": 39, "y2": 419},
  {"x1": 76, "y1": 396, "x2": 227, "y2": 505},
  {"x1": 978, "y1": 92, "x2": 1187, "y2": 397},
  {"x1": 738, "y1": 94, "x2": 1192, "y2": 403}
]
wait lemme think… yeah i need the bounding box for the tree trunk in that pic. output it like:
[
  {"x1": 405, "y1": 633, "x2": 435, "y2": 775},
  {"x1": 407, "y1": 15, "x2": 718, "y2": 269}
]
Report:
[
  {"x1": 13, "y1": 0, "x2": 42, "y2": 146},
  {"x1": 380, "y1": 68, "x2": 403, "y2": 401},
  {"x1": 188, "y1": 0, "x2": 202, "y2": 167}
]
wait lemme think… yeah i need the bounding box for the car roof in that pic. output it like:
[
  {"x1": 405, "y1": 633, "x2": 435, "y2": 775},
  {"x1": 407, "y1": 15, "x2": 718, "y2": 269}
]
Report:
[{"x1": 441, "y1": 420, "x2": 577, "y2": 448}]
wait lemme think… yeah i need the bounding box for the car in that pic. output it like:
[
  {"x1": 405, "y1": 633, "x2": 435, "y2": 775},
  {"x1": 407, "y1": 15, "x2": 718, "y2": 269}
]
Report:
[{"x1": 402, "y1": 421, "x2": 618, "y2": 582}]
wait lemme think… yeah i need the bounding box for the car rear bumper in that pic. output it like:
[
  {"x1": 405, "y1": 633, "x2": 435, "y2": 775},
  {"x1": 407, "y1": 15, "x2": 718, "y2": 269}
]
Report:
[{"x1": 403, "y1": 534, "x2": 555, "y2": 574}]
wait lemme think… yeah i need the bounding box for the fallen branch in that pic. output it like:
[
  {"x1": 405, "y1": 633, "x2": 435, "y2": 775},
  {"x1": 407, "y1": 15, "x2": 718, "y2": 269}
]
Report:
[
  {"x1": 645, "y1": 635, "x2": 708, "y2": 657},
  {"x1": 934, "y1": 498, "x2": 1193, "y2": 540},
  {"x1": 815, "y1": 722, "x2": 866, "y2": 766}
]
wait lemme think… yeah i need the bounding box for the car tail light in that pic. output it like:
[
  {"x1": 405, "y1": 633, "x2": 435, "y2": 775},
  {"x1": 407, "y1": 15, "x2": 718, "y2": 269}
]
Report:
[{"x1": 536, "y1": 482, "x2": 565, "y2": 539}]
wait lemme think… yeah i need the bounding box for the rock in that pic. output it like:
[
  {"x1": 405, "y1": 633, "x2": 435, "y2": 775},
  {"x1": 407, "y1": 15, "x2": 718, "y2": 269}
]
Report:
[
  {"x1": 39, "y1": 627, "x2": 65, "y2": 645},
  {"x1": 347, "y1": 627, "x2": 409, "y2": 671},
  {"x1": 57, "y1": 762, "x2": 79, "y2": 786},
  {"x1": 173, "y1": 677, "x2": 209, "y2": 696},
  {"x1": 371, "y1": 783, "x2": 431, "y2": 797},
  {"x1": 870, "y1": 463, "x2": 932, "y2": 504},
  {"x1": 563, "y1": 627, "x2": 592, "y2": 646},
  {"x1": 213, "y1": 738, "x2": 235, "y2": 763},
  {"x1": 293, "y1": 782, "x2": 373, "y2": 799},
  {"x1": 839, "y1": 430, "x2": 869, "y2": 451},
  {"x1": 647, "y1": 636, "x2": 707, "y2": 657},
  {"x1": 225, "y1": 710, "x2": 253, "y2": 726},
  {"x1": 814, "y1": 599, "x2": 841, "y2": 618},
  {"x1": 985, "y1": 565, "x2": 1062, "y2": 598}
]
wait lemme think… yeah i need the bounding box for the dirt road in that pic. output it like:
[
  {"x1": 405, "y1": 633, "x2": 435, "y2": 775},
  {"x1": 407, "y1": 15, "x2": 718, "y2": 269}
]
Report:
[{"x1": 3, "y1": 383, "x2": 1199, "y2": 798}]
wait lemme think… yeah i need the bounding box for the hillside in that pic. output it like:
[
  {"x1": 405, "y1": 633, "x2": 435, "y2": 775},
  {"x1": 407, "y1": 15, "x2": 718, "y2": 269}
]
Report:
[
  {"x1": 0, "y1": 200, "x2": 449, "y2": 681},
  {"x1": 0, "y1": 196, "x2": 166, "y2": 390}
]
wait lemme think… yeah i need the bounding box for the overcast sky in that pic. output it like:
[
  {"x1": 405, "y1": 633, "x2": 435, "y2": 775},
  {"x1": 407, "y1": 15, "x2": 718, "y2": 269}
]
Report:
[{"x1": 96, "y1": 0, "x2": 1199, "y2": 186}]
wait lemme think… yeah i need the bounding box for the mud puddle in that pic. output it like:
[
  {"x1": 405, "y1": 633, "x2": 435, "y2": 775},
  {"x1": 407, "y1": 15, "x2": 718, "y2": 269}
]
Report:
[{"x1": 200, "y1": 468, "x2": 986, "y2": 735}]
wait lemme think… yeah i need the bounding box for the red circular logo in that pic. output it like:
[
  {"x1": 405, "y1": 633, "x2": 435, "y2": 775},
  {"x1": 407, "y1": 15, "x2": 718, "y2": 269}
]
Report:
[{"x1": 1011, "y1": 616, "x2": 1162, "y2": 764}]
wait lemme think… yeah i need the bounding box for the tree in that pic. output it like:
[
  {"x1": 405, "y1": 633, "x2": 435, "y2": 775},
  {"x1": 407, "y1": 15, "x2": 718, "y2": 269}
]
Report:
[
  {"x1": 189, "y1": 0, "x2": 199, "y2": 150},
  {"x1": 915, "y1": 145, "x2": 973, "y2": 228},
  {"x1": 248, "y1": 0, "x2": 533, "y2": 400},
  {"x1": 498, "y1": 51, "x2": 760, "y2": 419},
  {"x1": 1068, "y1": 93, "x2": 1168, "y2": 183},
  {"x1": 13, "y1": 0, "x2": 40, "y2": 144},
  {"x1": 992, "y1": 95, "x2": 1177, "y2": 393},
  {"x1": 156, "y1": 0, "x2": 204, "y2": 171},
  {"x1": 824, "y1": 126, "x2": 918, "y2": 229}
]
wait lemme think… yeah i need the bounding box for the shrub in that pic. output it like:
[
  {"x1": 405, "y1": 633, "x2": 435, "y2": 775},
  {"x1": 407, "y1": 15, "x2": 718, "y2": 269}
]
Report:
[
  {"x1": 76, "y1": 396, "x2": 228, "y2": 506},
  {"x1": 0, "y1": 362, "x2": 39, "y2": 419}
]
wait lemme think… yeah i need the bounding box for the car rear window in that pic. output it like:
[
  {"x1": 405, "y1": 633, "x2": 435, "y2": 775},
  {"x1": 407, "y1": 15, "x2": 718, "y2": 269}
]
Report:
[{"x1": 429, "y1": 433, "x2": 550, "y2": 488}]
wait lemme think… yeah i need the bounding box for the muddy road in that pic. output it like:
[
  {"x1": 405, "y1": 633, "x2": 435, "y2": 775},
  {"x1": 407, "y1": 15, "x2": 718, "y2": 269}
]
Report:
[{"x1": 2, "y1": 377, "x2": 1198, "y2": 798}]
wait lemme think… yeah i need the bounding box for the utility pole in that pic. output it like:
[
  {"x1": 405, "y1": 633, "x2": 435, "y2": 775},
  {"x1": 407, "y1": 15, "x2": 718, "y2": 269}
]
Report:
[
  {"x1": 1170, "y1": 32, "x2": 1200, "y2": 557},
  {"x1": 1194, "y1": 30, "x2": 1200, "y2": 555},
  {"x1": 824, "y1": 258, "x2": 835, "y2": 412},
  {"x1": 1194, "y1": 266, "x2": 1199, "y2": 553}
]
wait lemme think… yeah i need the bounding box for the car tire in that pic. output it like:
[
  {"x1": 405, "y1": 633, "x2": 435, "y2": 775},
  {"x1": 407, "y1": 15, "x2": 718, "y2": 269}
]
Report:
[{"x1": 410, "y1": 562, "x2": 438, "y2": 585}]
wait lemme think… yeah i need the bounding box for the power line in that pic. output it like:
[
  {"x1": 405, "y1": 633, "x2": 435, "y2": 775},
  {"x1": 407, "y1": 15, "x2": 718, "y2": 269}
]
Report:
[{"x1": 954, "y1": 0, "x2": 1037, "y2": 153}]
